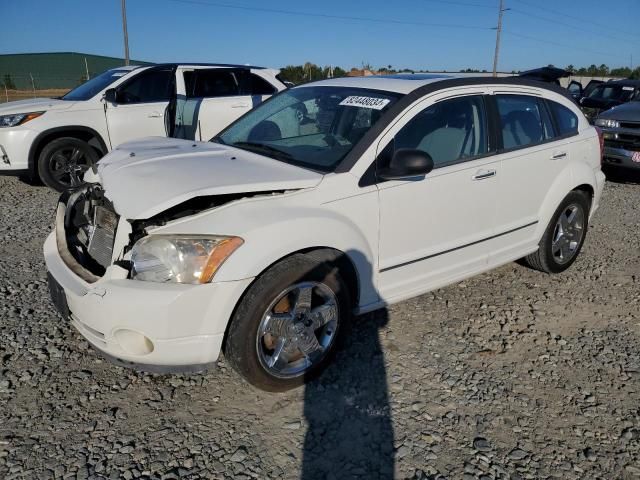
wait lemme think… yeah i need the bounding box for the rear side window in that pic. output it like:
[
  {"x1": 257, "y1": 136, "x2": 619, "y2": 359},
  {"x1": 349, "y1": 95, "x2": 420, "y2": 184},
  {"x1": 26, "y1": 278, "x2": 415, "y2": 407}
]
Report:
[
  {"x1": 496, "y1": 95, "x2": 553, "y2": 150},
  {"x1": 184, "y1": 70, "x2": 239, "y2": 98},
  {"x1": 117, "y1": 69, "x2": 174, "y2": 104},
  {"x1": 548, "y1": 101, "x2": 578, "y2": 136},
  {"x1": 393, "y1": 95, "x2": 488, "y2": 168},
  {"x1": 246, "y1": 74, "x2": 276, "y2": 95}
]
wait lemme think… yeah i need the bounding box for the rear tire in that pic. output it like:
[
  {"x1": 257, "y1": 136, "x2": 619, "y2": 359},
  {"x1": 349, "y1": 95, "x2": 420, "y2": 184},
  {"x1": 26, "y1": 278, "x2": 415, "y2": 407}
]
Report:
[
  {"x1": 38, "y1": 137, "x2": 99, "y2": 192},
  {"x1": 225, "y1": 254, "x2": 351, "y2": 392},
  {"x1": 522, "y1": 190, "x2": 590, "y2": 274}
]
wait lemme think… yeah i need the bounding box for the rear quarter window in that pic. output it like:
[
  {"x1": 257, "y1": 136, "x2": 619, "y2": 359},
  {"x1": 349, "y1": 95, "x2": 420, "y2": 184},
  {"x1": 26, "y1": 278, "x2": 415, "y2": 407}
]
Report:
[{"x1": 548, "y1": 101, "x2": 578, "y2": 136}]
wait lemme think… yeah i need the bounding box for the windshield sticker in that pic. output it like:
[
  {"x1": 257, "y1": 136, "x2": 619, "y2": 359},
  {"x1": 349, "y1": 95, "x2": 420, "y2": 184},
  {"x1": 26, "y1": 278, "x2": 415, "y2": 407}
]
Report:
[
  {"x1": 111, "y1": 72, "x2": 127, "y2": 77},
  {"x1": 339, "y1": 96, "x2": 391, "y2": 110},
  {"x1": 622, "y1": 86, "x2": 634, "y2": 91}
]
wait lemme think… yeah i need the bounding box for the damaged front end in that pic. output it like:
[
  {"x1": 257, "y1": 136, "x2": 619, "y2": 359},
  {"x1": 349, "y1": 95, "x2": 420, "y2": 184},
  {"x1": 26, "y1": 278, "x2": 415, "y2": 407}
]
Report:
[
  {"x1": 56, "y1": 184, "x2": 289, "y2": 282},
  {"x1": 56, "y1": 184, "x2": 121, "y2": 282}
]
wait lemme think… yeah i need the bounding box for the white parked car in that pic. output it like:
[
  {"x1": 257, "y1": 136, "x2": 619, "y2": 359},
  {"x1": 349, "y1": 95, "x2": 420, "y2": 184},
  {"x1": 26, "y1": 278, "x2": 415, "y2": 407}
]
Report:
[
  {"x1": 44, "y1": 74, "x2": 606, "y2": 391},
  {"x1": 0, "y1": 63, "x2": 286, "y2": 191}
]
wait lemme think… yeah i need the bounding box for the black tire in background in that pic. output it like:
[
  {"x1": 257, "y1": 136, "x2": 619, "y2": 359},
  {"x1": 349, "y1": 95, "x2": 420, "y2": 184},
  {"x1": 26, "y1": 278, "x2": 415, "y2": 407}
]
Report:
[
  {"x1": 522, "y1": 190, "x2": 590, "y2": 274},
  {"x1": 225, "y1": 254, "x2": 351, "y2": 392},
  {"x1": 37, "y1": 137, "x2": 99, "y2": 192}
]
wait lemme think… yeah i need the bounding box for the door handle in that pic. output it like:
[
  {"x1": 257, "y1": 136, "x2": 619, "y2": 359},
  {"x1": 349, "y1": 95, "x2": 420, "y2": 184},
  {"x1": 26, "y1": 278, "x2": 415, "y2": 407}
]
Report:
[
  {"x1": 551, "y1": 152, "x2": 567, "y2": 160},
  {"x1": 472, "y1": 169, "x2": 497, "y2": 180},
  {"x1": 231, "y1": 103, "x2": 250, "y2": 108},
  {"x1": 148, "y1": 111, "x2": 162, "y2": 118}
]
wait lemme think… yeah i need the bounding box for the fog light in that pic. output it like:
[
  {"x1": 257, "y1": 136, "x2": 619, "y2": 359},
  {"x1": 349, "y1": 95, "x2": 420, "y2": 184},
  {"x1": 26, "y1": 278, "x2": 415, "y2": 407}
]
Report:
[{"x1": 113, "y1": 329, "x2": 154, "y2": 355}]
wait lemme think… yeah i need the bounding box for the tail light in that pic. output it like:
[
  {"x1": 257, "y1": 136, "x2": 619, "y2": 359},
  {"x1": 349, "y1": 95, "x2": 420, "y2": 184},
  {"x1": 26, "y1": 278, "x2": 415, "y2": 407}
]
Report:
[{"x1": 595, "y1": 126, "x2": 604, "y2": 165}]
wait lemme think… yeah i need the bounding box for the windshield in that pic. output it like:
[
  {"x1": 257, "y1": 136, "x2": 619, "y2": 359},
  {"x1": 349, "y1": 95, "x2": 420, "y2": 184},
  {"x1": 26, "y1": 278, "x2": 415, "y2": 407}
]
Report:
[
  {"x1": 214, "y1": 86, "x2": 400, "y2": 172},
  {"x1": 588, "y1": 84, "x2": 637, "y2": 102},
  {"x1": 61, "y1": 69, "x2": 134, "y2": 101}
]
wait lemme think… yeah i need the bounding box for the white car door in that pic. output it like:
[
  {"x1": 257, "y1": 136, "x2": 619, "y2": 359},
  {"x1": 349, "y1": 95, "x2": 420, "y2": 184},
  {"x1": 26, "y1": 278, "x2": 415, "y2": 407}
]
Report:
[
  {"x1": 104, "y1": 67, "x2": 174, "y2": 147},
  {"x1": 175, "y1": 68, "x2": 265, "y2": 140},
  {"x1": 376, "y1": 92, "x2": 499, "y2": 302}
]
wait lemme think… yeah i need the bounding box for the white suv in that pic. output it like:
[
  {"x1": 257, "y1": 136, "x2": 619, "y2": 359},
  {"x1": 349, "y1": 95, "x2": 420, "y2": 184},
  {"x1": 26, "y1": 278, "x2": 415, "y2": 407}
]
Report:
[
  {"x1": 44, "y1": 74, "x2": 606, "y2": 391},
  {"x1": 0, "y1": 63, "x2": 286, "y2": 191}
]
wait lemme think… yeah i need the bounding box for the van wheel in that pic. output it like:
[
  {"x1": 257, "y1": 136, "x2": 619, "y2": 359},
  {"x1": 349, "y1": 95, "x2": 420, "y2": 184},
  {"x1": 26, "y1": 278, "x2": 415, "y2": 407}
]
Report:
[
  {"x1": 522, "y1": 190, "x2": 590, "y2": 274},
  {"x1": 225, "y1": 254, "x2": 350, "y2": 392},
  {"x1": 38, "y1": 137, "x2": 99, "y2": 192}
]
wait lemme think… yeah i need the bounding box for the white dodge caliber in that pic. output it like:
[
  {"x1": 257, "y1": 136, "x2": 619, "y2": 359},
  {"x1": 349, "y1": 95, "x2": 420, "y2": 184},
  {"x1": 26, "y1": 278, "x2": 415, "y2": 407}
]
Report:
[{"x1": 44, "y1": 74, "x2": 606, "y2": 391}]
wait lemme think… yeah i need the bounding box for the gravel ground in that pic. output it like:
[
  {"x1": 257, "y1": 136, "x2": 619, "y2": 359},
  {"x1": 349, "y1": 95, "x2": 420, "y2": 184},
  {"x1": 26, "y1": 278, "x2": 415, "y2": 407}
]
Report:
[{"x1": 1, "y1": 171, "x2": 639, "y2": 480}]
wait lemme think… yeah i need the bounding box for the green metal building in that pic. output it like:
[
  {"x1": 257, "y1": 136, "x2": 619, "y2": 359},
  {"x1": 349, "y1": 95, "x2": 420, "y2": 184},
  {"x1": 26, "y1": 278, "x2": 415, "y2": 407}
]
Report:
[{"x1": 0, "y1": 52, "x2": 153, "y2": 90}]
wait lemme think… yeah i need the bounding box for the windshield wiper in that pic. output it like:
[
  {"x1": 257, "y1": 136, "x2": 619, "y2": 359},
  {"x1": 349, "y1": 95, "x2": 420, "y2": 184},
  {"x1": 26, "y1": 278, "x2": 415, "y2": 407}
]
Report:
[{"x1": 232, "y1": 142, "x2": 293, "y2": 160}]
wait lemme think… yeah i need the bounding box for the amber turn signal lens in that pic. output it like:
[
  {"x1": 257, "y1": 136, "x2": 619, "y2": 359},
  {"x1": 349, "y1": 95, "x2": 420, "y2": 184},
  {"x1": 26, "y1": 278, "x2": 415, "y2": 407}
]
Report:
[{"x1": 199, "y1": 237, "x2": 244, "y2": 283}]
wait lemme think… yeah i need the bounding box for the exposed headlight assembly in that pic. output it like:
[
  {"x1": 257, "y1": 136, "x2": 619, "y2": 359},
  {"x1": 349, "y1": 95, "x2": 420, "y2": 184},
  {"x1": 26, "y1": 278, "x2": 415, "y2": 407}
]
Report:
[
  {"x1": 130, "y1": 235, "x2": 243, "y2": 284},
  {"x1": 595, "y1": 118, "x2": 619, "y2": 129},
  {"x1": 0, "y1": 111, "x2": 44, "y2": 127}
]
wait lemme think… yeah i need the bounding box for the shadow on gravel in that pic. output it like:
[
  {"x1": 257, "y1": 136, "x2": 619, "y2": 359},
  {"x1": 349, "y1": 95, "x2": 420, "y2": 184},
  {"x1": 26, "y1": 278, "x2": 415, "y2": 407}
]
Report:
[
  {"x1": 602, "y1": 166, "x2": 640, "y2": 184},
  {"x1": 301, "y1": 251, "x2": 394, "y2": 479}
]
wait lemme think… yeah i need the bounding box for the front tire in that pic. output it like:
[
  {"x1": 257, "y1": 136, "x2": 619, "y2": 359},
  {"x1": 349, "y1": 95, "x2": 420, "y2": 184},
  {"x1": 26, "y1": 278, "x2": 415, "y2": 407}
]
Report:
[
  {"x1": 38, "y1": 137, "x2": 99, "y2": 192},
  {"x1": 522, "y1": 190, "x2": 590, "y2": 274},
  {"x1": 225, "y1": 254, "x2": 351, "y2": 392}
]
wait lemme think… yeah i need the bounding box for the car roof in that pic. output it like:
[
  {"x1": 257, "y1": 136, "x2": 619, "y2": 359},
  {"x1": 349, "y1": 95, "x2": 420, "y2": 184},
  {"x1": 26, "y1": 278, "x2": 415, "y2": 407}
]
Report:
[
  {"x1": 604, "y1": 79, "x2": 640, "y2": 87},
  {"x1": 153, "y1": 63, "x2": 268, "y2": 70},
  {"x1": 299, "y1": 74, "x2": 574, "y2": 96}
]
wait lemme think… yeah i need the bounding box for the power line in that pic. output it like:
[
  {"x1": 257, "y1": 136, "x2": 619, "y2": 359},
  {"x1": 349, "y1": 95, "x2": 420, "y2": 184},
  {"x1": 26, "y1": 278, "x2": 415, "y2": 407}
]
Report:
[
  {"x1": 509, "y1": 8, "x2": 640, "y2": 44},
  {"x1": 510, "y1": 0, "x2": 640, "y2": 40},
  {"x1": 422, "y1": 0, "x2": 495, "y2": 8},
  {"x1": 166, "y1": 0, "x2": 492, "y2": 30},
  {"x1": 502, "y1": 30, "x2": 630, "y2": 62}
]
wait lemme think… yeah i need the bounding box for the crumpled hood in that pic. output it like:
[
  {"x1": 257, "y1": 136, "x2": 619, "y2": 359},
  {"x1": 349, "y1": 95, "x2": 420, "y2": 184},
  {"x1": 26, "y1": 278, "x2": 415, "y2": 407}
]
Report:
[
  {"x1": 95, "y1": 137, "x2": 324, "y2": 219},
  {"x1": 0, "y1": 97, "x2": 75, "y2": 115},
  {"x1": 597, "y1": 101, "x2": 640, "y2": 121}
]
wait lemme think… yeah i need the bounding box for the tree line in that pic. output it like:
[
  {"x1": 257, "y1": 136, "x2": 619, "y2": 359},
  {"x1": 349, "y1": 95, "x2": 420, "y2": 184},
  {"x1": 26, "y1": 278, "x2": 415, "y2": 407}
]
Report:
[{"x1": 278, "y1": 62, "x2": 640, "y2": 84}]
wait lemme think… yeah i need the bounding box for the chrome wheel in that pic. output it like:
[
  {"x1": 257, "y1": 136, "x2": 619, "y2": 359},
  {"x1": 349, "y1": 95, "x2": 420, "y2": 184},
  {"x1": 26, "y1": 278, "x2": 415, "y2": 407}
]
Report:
[
  {"x1": 552, "y1": 203, "x2": 585, "y2": 264},
  {"x1": 256, "y1": 281, "x2": 339, "y2": 379},
  {"x1": 48, "y1": 146, "x2": 91, "y2": 187}
]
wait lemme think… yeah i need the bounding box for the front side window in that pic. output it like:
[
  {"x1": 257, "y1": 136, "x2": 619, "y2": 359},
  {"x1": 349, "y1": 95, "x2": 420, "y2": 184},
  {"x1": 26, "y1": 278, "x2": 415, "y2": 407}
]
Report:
[
  {"x1": 549, "y1": 101, "x2": 578, "y2": 136},
  {"x1": 392, "y1": 95, "x2": 488, "y2": 167},
  {"x1": 496, "y1": 95, "x2": 553, "y2": 150},
  {"x1": 117, "y1": 69, "x2": 174, "y2": 104},
  {"x1": 62, "y1": 69, "x2": 133, "y2": 101},
  {"x1": 215, "y1": 86, "x2": 400, "y2": 172}
]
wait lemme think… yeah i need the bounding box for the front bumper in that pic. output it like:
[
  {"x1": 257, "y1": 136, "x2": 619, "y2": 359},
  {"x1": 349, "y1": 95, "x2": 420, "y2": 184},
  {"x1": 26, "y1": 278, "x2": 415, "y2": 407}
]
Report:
[
  {"x1": 44, "y1": 231, "x2": 254, "y2": 371},
  {"x1": 0, "y1": 127, "x2": 38, "y2": 172},
  {"x1": 603, "y1": 145, "x2": 640, "y2": 170}
]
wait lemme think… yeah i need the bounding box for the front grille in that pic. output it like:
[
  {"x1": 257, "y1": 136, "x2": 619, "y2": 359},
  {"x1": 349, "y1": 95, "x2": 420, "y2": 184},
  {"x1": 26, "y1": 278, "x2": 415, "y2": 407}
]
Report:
[
  {"x1": 63, "y1": 185, "x2": 119, "y2": 277},
  {"x1": 620, "y1": 121, "x2": 640, "y2": 130}
]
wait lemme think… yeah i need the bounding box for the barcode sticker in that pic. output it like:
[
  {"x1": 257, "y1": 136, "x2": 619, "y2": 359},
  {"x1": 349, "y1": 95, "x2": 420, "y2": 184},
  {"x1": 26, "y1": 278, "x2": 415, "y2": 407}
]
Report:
[{"x1": 339, "y1": 96, "x2": 391, "y2": 110}]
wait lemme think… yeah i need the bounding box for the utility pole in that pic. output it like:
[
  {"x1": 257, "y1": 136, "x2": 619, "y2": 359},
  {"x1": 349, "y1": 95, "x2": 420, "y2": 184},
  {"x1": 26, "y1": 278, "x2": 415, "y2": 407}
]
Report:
[
  {"x1": 121, "y1": 0, "x2": 130, "y2": 65},
  {"x1": 492, "y1": 0, "x2": 508, "y2": 77}
]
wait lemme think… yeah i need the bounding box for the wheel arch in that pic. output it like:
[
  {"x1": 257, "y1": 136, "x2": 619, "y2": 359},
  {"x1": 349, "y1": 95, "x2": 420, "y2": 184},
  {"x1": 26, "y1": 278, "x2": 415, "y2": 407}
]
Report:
[
  {"x1": 220, "y1": 246, "x2": 362, "y2": 353},
  {"x1": 28, "y1": 126, "x2": 109, "y2": 176},
  {"x1": 536, "y1": 163, "x2": 598, "y2": 240}
]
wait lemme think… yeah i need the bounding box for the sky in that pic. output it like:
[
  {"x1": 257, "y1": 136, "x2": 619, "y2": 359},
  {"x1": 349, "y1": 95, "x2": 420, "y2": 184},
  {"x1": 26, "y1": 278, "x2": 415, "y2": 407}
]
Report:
[{"x1": 2, "y1": 0, "x2": 639, "y2": 72}]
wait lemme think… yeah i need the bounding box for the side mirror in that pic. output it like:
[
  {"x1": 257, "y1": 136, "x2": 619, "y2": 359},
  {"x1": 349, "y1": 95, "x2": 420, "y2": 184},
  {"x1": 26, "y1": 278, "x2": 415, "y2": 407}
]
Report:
[
  {"x1": 104, "y1": 88, "x2": 118, "y2": 104},
  {"x1": 378, "y1": 149, "x2": 434, "y2": 181}
]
